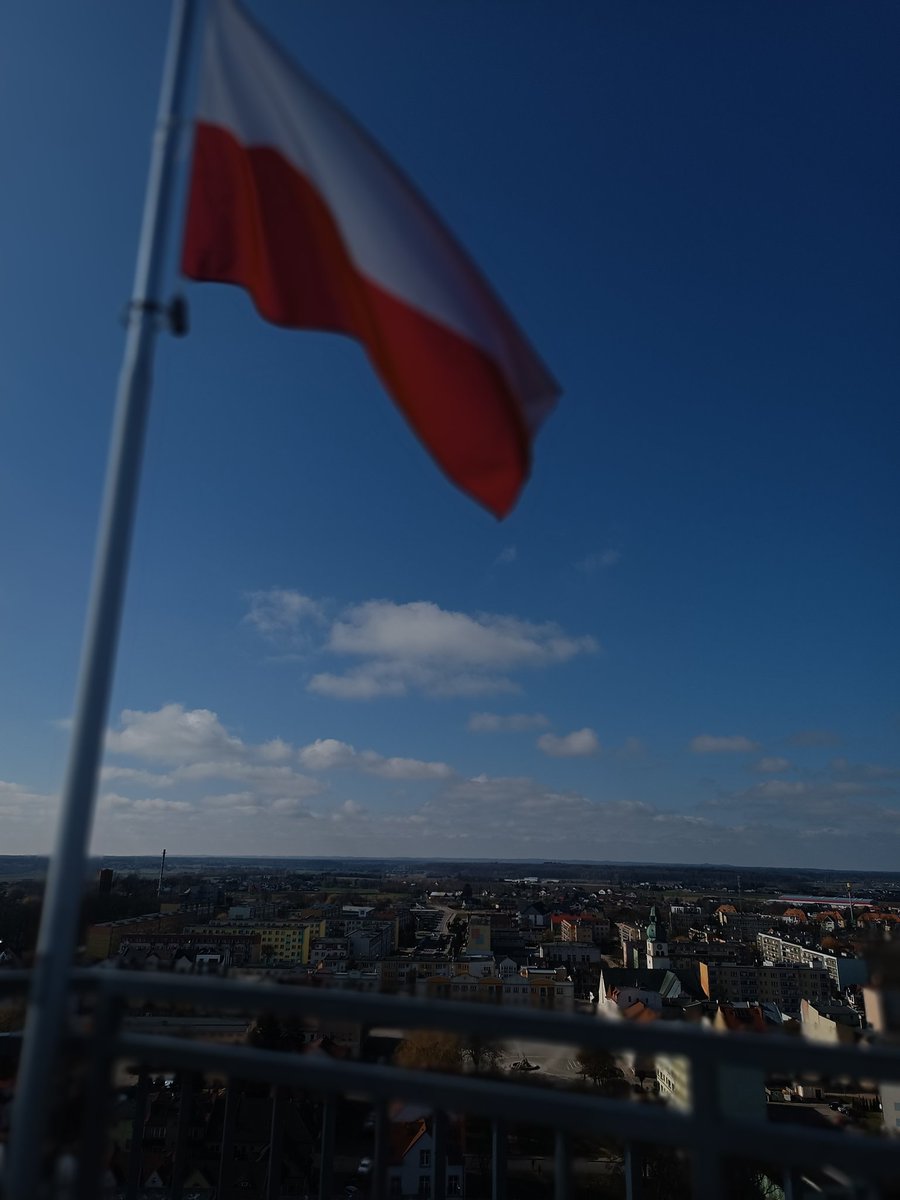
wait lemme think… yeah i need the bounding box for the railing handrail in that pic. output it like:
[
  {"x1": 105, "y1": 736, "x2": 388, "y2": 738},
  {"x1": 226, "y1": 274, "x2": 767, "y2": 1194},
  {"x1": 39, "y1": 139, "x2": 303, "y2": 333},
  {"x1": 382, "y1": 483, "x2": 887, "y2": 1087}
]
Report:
[
  {"x1": 63, "y1": 966, "x2": 900, "y2": 1081},
  {"x1": 113, "y1": 1031, "x2": 900, "y2": 1181}
]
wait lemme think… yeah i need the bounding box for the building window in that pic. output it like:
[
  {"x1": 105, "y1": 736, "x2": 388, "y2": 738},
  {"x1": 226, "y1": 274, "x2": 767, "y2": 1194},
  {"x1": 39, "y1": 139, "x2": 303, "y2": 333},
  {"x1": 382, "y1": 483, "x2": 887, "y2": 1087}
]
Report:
[
  {"x1": 419, "y1": 1176, "x2": 431, "y2": 1197},
  {"x1": 447, "y1": 1174, "x2": 461, "y2": 1195},
  {"x1": 420, "y1": 1150, "x2": 431, "y2": 1167},
  {"x1": 389, "y1": 1179, "x2": 402, "y2": 1197}
]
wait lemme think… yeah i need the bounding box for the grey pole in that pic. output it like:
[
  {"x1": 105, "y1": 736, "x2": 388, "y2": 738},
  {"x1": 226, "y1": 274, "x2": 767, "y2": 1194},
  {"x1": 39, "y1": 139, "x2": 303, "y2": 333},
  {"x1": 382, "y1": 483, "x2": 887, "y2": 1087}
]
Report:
[{"x1": 6, "y1": 2, "x2": 197, "y2": 1195}]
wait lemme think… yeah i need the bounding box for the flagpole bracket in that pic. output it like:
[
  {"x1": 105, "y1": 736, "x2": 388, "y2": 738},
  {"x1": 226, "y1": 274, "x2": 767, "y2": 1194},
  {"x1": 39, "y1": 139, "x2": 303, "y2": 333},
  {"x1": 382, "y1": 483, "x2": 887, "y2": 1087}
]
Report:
[{"x1": 123, "y1": 294, "x2": 189, "y2": 337}]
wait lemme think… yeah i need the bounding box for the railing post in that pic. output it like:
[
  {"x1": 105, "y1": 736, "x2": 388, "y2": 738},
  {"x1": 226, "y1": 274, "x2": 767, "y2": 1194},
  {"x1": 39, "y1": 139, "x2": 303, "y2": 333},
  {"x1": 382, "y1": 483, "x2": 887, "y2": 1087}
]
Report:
[
  {"x1": 217, "y1": 1082, "x2": 239, "y2": 1200},
  {"x1": 125, "y1": 1071, "x2": 151, "y2": 1200},
  {"x1": 624, "y1": 1143, "x2": 643, "y2": 1200},
  {"x1": 432, "y1": 1109, "x2": 447, "y2": 1200},
  {"x1": 491, "y1": 1119, "x2": 507, "y2": 1200},
  {"x1": 265, "y1": 1085, "x2": 285, "y2": 1200},
  {"x1": 553, "y1": 1131, "x2": 572, "y2": 1200},
  {"x1": 75, "y1": 988, "x2": 123, "y2": 1200},
  {"x1": 689, "y1": 1060, "x2": 723, "y2": 1200},
  {"x1": 170, "y1": 1072, "x2": 193, "y2": 1200},
  {"x1": 317, "y1": 1097, "x2": 336, "y2": 1200},
  {"x1": 372, "y1": 1098, "x2": 390, "y2": 1200}
]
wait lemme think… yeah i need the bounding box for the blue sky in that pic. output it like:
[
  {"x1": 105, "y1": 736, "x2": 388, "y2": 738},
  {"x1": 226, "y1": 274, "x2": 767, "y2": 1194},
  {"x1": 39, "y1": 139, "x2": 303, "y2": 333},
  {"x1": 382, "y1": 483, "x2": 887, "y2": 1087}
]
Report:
[{"x1": 1, "y1": 1, "x2": 898, "y2": 867}]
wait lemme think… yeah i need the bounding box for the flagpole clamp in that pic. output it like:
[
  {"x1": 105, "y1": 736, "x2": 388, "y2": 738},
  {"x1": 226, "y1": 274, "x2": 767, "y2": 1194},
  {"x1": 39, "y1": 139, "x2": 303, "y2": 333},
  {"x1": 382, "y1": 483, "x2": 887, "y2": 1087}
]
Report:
[{"x1": 123, "y1": 294, "x2": 189, "y2": 337}]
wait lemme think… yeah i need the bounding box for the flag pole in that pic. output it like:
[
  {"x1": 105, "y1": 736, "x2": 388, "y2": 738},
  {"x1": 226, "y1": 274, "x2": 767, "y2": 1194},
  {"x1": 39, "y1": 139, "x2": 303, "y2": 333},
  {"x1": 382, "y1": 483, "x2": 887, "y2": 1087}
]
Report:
[{"x1": 7, "y1": 2, "x2": 197, "y2": 1195}]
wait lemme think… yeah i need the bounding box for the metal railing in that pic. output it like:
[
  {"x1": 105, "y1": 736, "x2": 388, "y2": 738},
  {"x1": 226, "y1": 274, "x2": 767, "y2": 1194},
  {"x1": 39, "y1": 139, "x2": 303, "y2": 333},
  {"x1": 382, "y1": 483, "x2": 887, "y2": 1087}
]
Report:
[{"x1": 1, "y1": 968, "x2": 899, "y2": 1200}]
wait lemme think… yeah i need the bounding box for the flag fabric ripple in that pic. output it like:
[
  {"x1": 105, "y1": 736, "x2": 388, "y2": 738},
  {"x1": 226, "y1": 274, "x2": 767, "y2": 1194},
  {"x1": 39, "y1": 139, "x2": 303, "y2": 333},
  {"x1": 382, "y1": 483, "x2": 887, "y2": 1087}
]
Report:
[{"x1": 182, "y1": 0, "x2": 559, "y2": 517}]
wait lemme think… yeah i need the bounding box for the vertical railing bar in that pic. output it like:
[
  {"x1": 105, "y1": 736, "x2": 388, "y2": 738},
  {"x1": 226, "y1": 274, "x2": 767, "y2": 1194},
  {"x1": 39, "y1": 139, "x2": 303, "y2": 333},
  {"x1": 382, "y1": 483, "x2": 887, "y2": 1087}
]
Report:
[
  {"x1": 265, "y1": 1084, "x2": 285, "y2": 1200},
  {"x1": 553, "y1": 1130, "x2": 572, "y2": 1200},
  {"x1": 170, "y1": 1071, "x2": 192, "y2": 1200},
  {"x1": 781, "y1": 1164, "x2": 797, "y2": 1200},
  {"x1": 432, "y1": 1108, "x2": 447, "y2": 1200},
  {"x1": 624, "y1": 1142, "x2": 643, "y2": 1200},
  {"x1": 372, "y1": 1096, "x2": 390, "y2": 1200},
  {"x1": 491, "y1": 1118, "x2": 507, "y2": 1200},
  {"x1": 217, "y1": 1080, "x2": 238, "y2": 1200},
  {"x1": 75, "y1": 989, "x2": 123, "y2": 1200},
  {"x1": 317, "y1": 1096, "x2": 336, "y2": 1200},
  {"x1": 689, "y1": 1057, "x2": 722, "y2": 1200},
  {"x1": 125, "y1": 1070, "x2": 151, "y2": 1200}
]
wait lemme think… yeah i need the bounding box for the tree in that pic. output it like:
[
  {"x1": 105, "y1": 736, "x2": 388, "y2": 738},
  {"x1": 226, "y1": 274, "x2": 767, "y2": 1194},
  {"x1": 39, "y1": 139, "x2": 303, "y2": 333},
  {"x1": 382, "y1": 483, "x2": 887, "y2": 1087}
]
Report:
[
  {"x1": 461, "y1": 1033, "x2": 503, "y2": 1073},
  {"x1": 576, "y1": 1047, "x2": 618, "y2": 1089},
  {"x1": 394, "y1": 1031, "x2": 463, "y2": 1073}
]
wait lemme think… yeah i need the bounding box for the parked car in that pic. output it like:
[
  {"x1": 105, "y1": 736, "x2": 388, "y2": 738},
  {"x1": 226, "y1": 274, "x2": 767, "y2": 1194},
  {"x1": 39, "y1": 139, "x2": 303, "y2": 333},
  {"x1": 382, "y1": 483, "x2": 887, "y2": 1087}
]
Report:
[{"x1": 511, "y1": 1059, "x2": 540, "y2": 1072}]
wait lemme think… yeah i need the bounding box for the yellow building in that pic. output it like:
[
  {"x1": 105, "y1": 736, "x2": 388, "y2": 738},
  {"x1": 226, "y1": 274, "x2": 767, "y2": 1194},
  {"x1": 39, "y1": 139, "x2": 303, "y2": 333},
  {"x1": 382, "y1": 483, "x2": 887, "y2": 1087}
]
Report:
[{"x1": 184, "y1": 919, "x2": 325, "y2": 965}]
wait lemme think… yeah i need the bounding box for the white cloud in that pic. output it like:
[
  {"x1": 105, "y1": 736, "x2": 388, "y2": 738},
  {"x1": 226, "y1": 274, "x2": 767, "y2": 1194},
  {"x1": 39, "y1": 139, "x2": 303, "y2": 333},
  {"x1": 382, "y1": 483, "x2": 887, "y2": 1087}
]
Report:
[
  {"x1": 467, "y1": 712, "x2": 550, "y2": 733},
  {"x1": 104, "y1": 705, "x2": 323, "y2": 803},
  {"x1": 308, "y1": 670, "x2": 410, "y2": 701},
  {"x1": 537, "y1": 728, "x2": 601, "y2": 758},
  {"x1": 100, "y1": 765, "x2": 174, "y2": 787},
  {"x1": 494, "y1": 546, "x2": 517, "y2": 566},
  {"x1": 260, "y1": 738, "x2": 293, "y2": 762},
  {"x1": 361, "y1": 754, "x2": 453, "y2": 781},
  {"x1": 338, "y1": 799, "x2": 366, "y2": 816},
  {"x1": 244, "y1": 589, "x2": 323, "y2": 638},
  {"x1": 576, "y1": 549, "x2": 621, "y2": 572},
  {"x1": 754, "y1": 756, "x2": 792, "y2": 773},
  {"x1": 107, "y1": 704, "x2": 243, "y2": 763},
  {"x1": 314, "y1": 599, "x2": 597, "y2": 699},
  {"x1": 299, "y1": 739, "x2": 357, "y2": 771},
  {"x1": 689, "y1": 734, "x2": 759, "y2": 754},
  {"x1": 101, "y1": 793, "x2": 193, "y2": 815},
  {"x1": 270, "y1": 796, "x2": 315, "y2": 816},
  {"x1": 174, "y1": 761, "x2": 321, "y2": 796},
  {"x1": 299, "y1": 738, "x2": 452, "y2": 780},
  {"x1": 0, "y1": 780, "x2": 57, "y2": 833}
]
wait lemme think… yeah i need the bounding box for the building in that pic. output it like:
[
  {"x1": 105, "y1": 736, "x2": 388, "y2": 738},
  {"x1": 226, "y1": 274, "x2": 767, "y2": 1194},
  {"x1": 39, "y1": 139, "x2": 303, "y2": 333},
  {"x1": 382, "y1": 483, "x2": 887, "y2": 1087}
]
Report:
[
  {"x1": 716, "y1": 911, "x2": 776, "y2": 939},
  {"x1": 756, "y1": 932, "x2": 869, "y2": 990},
  {"x1": 597, "y1": 967, "x2": 689, "y2": 1016},
  {"x1": 668, "y1": 905, "x2": 703, "y2": 935},
  {"x1": 416, "y1": 965, "x2": 574, "y2": 1012},
  {"x1": 537, "y1": 941, "x2": 603, "y2": 969},
  {"x1": 466, "y1": 919, "x2": 491, "y2": 955},
  {"x1": 185, "y1": 919, "x2": 325, "y2": 966},
  {"x1": 699, "y1": 961, "x2": 833, "y2": 1009},
  {"x1": 645, "y1": 907, "x2": 670, "y2": 970},
  {"x1": 799, "y1": 998, "x2": 863, "y2": 1044},
  {"x1": 553, "y1": 914, "x2": 611, "y2": 943},
  {"x1": 85, "y1": 912, "x2": 189, "y2": 960},
  {"x1": 387, "y1": 1117, "x2": 465, "y2": 1198},
  {"x1": 617, "y1": 921, "x2": 645, "y2": 969}
]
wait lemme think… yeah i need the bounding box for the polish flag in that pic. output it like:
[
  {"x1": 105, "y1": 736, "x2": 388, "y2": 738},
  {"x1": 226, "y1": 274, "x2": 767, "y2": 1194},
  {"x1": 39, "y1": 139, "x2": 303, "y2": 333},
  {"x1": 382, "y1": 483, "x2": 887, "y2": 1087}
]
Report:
[{"x1": 182, "y1": 0, "x2": 559, "y2": 517}]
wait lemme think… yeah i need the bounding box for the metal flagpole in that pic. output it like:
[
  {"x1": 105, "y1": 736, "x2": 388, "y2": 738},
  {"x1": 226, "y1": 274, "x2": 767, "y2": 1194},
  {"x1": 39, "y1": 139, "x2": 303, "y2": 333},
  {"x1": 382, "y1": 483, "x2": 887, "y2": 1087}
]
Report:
[{"x1": 6, "y1": 2, "x2": 197, "y2": 1195}]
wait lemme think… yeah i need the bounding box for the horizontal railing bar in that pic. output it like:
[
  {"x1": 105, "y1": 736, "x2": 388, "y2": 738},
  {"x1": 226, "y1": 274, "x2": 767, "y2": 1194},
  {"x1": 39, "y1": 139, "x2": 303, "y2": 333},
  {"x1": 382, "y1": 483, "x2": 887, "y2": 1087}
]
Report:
[
  {"x1": 76, "y1": 969, "x2": 900, "y2": 1081},
  {"x1": 113, "y1": 1032, "x2": 900, "y2": 1179}
]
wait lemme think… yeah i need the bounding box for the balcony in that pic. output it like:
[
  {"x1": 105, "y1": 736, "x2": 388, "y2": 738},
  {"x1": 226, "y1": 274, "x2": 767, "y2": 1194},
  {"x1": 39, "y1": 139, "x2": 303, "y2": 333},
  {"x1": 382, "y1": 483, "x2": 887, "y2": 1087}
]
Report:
[{"x1": 1, "y1": 967, "x2": 899, "y2": 1199}]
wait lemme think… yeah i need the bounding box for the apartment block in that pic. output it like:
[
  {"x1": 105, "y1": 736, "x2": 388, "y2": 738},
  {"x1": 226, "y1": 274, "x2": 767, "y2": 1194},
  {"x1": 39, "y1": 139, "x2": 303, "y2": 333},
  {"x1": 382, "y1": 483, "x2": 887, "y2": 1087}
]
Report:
[
  {"x1": 699, "y1": 960, "x2": 833, "y2": 1008},
  {"x1": 756, "y1": 933, "x2": 869, "y2": 989}
]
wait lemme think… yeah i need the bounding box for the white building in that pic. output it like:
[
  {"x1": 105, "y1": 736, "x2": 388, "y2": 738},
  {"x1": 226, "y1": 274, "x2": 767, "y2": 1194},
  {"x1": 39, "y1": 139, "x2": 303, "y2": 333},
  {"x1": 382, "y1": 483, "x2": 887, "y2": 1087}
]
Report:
[{"x1": 387, "y1": 1118, "x2": 464, "y2": 1197}]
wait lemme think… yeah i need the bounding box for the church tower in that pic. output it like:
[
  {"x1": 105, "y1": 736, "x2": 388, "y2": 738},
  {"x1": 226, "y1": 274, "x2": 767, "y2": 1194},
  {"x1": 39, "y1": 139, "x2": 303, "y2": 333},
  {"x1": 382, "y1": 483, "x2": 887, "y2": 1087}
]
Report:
[{"x1": 646, "y1": 905, "x2": 670, "y2": 969}]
